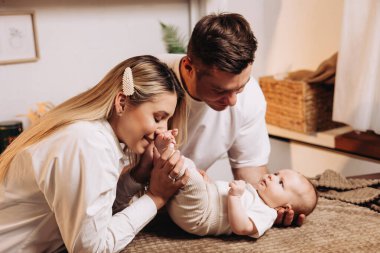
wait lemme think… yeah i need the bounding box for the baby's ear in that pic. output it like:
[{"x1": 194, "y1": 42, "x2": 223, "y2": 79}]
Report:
[{"x1": 274, "y1": 204, "x2": 293, "y2": 212}]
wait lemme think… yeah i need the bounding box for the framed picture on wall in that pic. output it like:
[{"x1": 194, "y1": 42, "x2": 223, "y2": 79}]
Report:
[{"x1": 0, "y1": 11, "x2": 39, "y2": 65}]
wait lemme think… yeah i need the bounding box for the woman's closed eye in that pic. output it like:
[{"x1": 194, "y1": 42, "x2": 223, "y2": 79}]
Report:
[
  {"x1": 154, "y1": 116, "x2": 162, "y2": 123},
  {"x1": 153, "y1": 112, "x2": 169, "y2": 123}
]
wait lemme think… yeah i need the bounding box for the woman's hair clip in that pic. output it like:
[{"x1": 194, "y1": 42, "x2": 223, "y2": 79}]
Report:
[{"x1": 122, "y1": 67, "x2": 135, "y2": 96}]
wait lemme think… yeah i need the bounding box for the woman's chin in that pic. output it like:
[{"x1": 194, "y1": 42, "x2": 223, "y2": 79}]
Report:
[
  {"x1": 132, "y1": 146, "x2": 145, "y2": 155},
  {"x1": 128, "y1": 139, "x2": 150, "y2": 155},
  {"x1": 136, "y1": 143, "x2": 150, "y2": 154}
]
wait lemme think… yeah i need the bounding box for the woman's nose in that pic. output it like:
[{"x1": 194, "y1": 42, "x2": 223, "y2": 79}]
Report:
[
  {"x1": 147, "y1": 132, "x2": 155, "y2": 141},
  {"x1": 152, "y1": 125, "x2": 167, "y2": 139},
  {"x1": 154, "y1": 127, "x2": 166, "y2": 136},
  {"x1": 157, "y1": 126, "x2": 166, "y2": 132}
]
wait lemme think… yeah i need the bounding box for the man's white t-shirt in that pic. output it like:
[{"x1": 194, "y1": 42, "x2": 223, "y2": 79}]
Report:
[{"x1": 159, "y1": 54, "x2": 270, "y2": 170}]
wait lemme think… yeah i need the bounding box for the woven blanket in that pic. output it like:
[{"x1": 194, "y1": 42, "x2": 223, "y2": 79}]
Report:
[
  {"x1": 311, "y1": 169, "x2": 380, "y2": 211},
  {"x1": 121, "y1": 171, "x2": 380, "y2": 253}
]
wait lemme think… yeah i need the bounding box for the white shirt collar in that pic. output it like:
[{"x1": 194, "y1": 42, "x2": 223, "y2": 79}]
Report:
[{"x1": 101, "y1": 120, "x2": 127, "y2": 162}]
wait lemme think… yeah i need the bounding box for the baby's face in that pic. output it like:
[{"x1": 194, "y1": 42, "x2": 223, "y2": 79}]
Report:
[{"x1": 256, "y1": 169, "x2": 310, "y2": 209}]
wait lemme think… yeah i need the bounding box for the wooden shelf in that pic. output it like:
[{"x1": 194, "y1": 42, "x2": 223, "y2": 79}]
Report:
[
  {"x1": 336, "y1": 130, "x2": 380, "y2": 160},
  {"x1": 267, "y1": 124, "x2": 353, "y2": 148},
  {"x1": 348, "y1": 173, "x2": 380, "y2": 179},
  {"x1": 267, "y1": 124, "x2": 380, "y2": 161}
]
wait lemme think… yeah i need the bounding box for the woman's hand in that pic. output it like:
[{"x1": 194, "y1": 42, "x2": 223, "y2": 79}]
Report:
[
  {"x1": 130, "y1": 142, "x2": 155, "y2": 184},
  {"x1": 147, "y1": 145, "x2": 189, "y2": 209}
]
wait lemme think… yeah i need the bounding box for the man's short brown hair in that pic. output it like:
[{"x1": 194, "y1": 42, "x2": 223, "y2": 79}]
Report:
[{"x1": 187, "y1": 13, "x2": 258, "y2": 74}]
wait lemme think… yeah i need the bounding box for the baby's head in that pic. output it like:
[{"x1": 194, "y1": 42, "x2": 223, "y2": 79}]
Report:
[{"x1": 256, "y1": 169, "x2": 318, "y2": 216}]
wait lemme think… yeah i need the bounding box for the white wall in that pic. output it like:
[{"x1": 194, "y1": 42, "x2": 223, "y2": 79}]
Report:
[
  {"x1": 1, "y1": 0, "x2": 344, "y2": 125},
  {"x1": 260, "y1": 0, "x2": 344, "y2": 76},
  {"x1": 202, "y1": 0, "x2": 344, "y2": 77},
  {"x1": 1, "y1": 0, "x2": 189, "y2": 126}
]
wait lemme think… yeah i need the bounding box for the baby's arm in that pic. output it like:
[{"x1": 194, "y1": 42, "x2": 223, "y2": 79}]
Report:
[{"x1": 227, "y1": 180, "x2": 258, "y2": 236}]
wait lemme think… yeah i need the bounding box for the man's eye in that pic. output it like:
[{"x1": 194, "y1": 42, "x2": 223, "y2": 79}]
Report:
[
  {"x1": 154, "y1": 117, "x2": 162, "y2": 123},
  {"x1": 214, "y1": 89, "x2": 225, "y2": 94},
  {"x1": 236, "y1": 86, "x2": 245, "y2": 93}
]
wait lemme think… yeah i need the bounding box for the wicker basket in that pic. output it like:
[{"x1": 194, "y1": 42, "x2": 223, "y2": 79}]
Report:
[{"x1": 259, "y1": 76, "x2": 341, "y2": 133}]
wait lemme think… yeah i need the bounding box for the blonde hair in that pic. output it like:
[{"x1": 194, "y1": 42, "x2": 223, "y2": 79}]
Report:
[{"x1": 0, "y1": 55, "x2": 187, "y2": 182}]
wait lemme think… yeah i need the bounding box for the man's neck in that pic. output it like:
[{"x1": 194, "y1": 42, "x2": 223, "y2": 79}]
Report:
[{"x1": 179, "y1": 57, "x2": 201, "y2": 101}]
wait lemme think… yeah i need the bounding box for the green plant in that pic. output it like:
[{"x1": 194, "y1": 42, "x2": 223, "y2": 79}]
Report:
[{"x1": 160, "y1": 22, "x2": 186, "y2": 53}]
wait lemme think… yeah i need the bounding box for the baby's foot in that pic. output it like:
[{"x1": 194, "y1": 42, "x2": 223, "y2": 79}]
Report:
[{"x1": 154, "y1": 130, "x2": 177, "y2": 154}]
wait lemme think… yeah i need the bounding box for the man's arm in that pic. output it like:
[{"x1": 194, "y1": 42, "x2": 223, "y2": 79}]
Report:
[{"x1": 232, "y1": 166, "x2": 267, "y2": 189}]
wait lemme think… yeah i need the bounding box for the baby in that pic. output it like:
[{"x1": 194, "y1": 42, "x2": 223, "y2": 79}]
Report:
[{"x1": 155, "y1": 130, "x2": 318, "y2": 238}]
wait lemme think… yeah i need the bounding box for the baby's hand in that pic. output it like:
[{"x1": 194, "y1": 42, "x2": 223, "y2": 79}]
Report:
[
  {"x1": 228, "y1": 180, "x2": 246, "y2": 197},
  {"x1": 154, "y1": 129, "x2": 178, "y2": 155}
]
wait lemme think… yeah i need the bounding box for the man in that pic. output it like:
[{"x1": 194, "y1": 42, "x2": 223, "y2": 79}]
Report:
[{"x1": 159, "y1": 13, "x2": 304, "y2": 226}]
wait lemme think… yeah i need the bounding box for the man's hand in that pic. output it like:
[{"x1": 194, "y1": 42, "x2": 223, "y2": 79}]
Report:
[
  {"x1": 232, "y1": 166, "x2": 267, "y2": 189},
  {"x1": 275, "y1": 207, "x2": 305, "y2": 227}
]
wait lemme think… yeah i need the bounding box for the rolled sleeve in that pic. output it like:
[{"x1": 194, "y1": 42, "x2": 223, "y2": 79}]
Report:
[{"x1": 109, "y1": 194, "x2": 157, "y2": 251}]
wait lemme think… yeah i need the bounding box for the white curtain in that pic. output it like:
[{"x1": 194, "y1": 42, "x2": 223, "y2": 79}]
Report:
[{"x1": 333, "y1": 0, "x2": 380, "y2": 134}]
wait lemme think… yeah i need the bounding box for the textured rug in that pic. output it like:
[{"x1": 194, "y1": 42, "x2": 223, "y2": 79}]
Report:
[
  {"x1": 311, "y1": 169, "x2": 380, "y2": 211},
  {"x1": 122, "y1": 194, "x2": 380, "y2": 252},
  {"x1": 122, "y1": 198, "x2": 380, "y2": 252}
]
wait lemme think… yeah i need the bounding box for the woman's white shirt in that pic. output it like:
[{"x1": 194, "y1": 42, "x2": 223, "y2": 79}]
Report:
[{"x1": 0, "y1": 120, "x2": 156, "y2": 253}]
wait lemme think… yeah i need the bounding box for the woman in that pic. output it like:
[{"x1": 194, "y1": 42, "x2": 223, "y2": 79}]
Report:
[{"x1": 0, "y1": 55, "x2": 188, "y2": 252}]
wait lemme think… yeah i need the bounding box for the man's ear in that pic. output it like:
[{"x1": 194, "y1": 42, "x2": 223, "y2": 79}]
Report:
[
  {"x1": 182, "y1": 56, "x2": 195, "y2": 74},
  {"x1": 114, "y1": 91, "x2": 127, "y2": 115}
]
